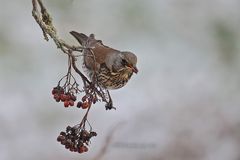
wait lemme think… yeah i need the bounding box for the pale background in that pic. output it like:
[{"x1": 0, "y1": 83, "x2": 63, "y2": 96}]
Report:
[{"x1": 1, "y1": 0, "x2": 240, "y2": 160}]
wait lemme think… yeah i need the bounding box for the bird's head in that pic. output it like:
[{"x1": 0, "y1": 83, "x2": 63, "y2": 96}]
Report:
[{"x1": 121, "y1": 52, "x2": 138, "y2": 74}]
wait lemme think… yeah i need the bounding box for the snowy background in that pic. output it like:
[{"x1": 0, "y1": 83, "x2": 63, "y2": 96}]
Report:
[{"x1": 1, "y1": 0, "x2": 240, "y2": 160}]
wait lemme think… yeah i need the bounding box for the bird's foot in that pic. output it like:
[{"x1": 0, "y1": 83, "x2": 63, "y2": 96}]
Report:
[{"x1": 105, "y1": 102, "x2": 116, "y2": 110}]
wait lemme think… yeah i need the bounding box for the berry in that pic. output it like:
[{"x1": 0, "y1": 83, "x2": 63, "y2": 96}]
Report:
[
  {"x1": 82, "y1": 96, "x2": 87, "y2": 102},
  {"x1": 57, "y1": 125, "x2": 96, "y2": 154},
  {"x1": 92, "y1": 97, "x2": 97, "y2": 104},
  {"x1": 64, "y1": 101, "x2": 69, "y2": 107},
  {"x1": 60, "y1": 94, "x2": 67, "y2": 102},
  {"x1": 69, "y1": 100, "x2": 74, "y2": 106},
  {"x1": 69, "y1": 147, "x2": 74, "y2": 152},
  {"x1": 52, "y1": 89, "x2": 57, "y2": 95},
  {"x1": 60, "y1": 132, "x2": 66, "y2": 136},
  {"x1": 82, "y1": 145, "x2": 88, "y2": 152},
  {"x1": 57, "y1": 135, "x2": 65, "y2": 142},
  {"x1": 90, "y1": 131, "x2": 97, "y2": 137},
  {"x1": 59, "y1": 88, "x2": 64, "y2": 94},
  {"x1": 78, "y1": 146, "x2": 85, "y2": 153},
  {"x1": 65, "y1": 93, "x2": 71, "y2": 101},
  {"x1": 77, "y1": 101, "x2": 82, "y2": 108},
  {"x1": 71, "y1": 95, "x2": 77, "y2": 101},
  {"x1": 81, "y1": 101, "x2": 89, "y2": 109},
  {"x1": 66, "y1": 126, "x2": 72, "y2": 132},
  {"x1": 53, "y1": 94, "x2": 60, "y2": 102},
  {"x1": 53, "y1": 94, "x2": 59, "y2": 99}
]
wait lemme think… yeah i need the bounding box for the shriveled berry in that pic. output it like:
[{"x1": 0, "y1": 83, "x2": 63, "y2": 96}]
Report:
[
  {"x1": 53, "y1": 94, "x2": 60, "y2": 102},
  {"x1": 64, "y1": 101, "x2": 69, "y2": 107},
  {"x1": 57, "y1": 135, "x2": 65, "y2": 142},
  {"x1": 66, "y1": 139, "x2": 73, "y2": 146},
  {"x1": 81, "y1": 130, "x2": 89, "y2": 139},
  {"x1": 60, "y1": 139, "x2": 67, "y2": 145},
  {"x1": 65, "y1": 145, "x2": 70, "y2": 149},
  {"x1": 92, "y1": 97, "x2": 97, "y2": 104},
  {"x1": 73, "y1": 148, "x2": 78, "y2": 152},
  {"x1": 71, "y1": 95, "x2": 77, "y2": 101},
  {"x1": 77, "y1": 101, "x2": 82, "y2": 108},
  {"x1": 56, "y1": 98, "x2": 60, "y2": 102},
  {"x1": 82, "y1": 95, "x2": 87, "y2": 102},
  {"x1": 66, "y1": 126, "x2": 72, "y2": 132},
  {"x1": 60, "y1": 131, "x2": 66, "y2": 136},
  {"x1": 69, "y1": 147, "x2": 74, "y2": 152},
  {"x1": 90, "y1": 131, "x2": 97, "y2": 137}
]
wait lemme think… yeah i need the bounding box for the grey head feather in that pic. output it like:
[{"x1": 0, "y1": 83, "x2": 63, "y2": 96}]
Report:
[
  {"x1": 122, "y1": 52, "x2": 137, "y2": 68},
  {"x1": 105, "y1": 51, "x2": 124, "y2": 72},
  {"x1": 105, "y1": 51, "x2": 137, "y2": 73}
]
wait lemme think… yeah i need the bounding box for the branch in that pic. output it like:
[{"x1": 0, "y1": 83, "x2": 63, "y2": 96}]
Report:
[
  {"x1": 92, "y1": 122, "x2": 125, "y2": 160},
  {"x1": 32, "y1": 0, "x2": 115, "y2": 154},
  {"x1": 32, "y1": 0, "x2": 113, "y2": 107}
]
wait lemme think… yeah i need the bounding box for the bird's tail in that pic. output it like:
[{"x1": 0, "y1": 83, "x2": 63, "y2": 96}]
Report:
[{"x1": 70, "y1": 31, "x2": 88, "y2": 46}]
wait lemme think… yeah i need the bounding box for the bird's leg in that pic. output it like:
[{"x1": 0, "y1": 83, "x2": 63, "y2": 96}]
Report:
[{"x1": 105, "y1": 90, "x2": 116, "y2": 110}]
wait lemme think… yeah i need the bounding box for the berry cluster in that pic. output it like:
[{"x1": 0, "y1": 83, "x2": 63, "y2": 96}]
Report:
[
  {"x1": 76, "y1": 95, "x2": 94, "y2": 109},
  {"x1": 52, "y1": 86, "x2": 77, "y2": 107},
  {"x1": 57, "y1": 125, "x2": 97, "y2": 153}
]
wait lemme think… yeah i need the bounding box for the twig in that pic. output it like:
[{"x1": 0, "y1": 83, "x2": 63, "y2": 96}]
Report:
[{"x1": 92, "y1": 122, "x2": 125, "y2": 160}]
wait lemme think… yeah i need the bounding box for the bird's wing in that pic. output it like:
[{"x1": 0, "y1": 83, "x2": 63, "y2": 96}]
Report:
[{"x1": 70, "y1": 31, "x2": 120, "y2": 72}]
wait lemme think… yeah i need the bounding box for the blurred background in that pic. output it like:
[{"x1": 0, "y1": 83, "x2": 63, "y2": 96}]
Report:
[{"x1": 1, "y1": 0, "x2": 240, "y2": 160}]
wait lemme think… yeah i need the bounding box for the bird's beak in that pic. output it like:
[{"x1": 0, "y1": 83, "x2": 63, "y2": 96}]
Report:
[
  {"x1": 126, "y1": 64, "x2": 138, "y2": 74},
  {"x1": 131, "y1": 66, "x2": 138, "y2": 74}
]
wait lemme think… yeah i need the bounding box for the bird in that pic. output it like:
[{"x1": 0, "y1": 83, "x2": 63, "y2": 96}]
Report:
[{"x1": 70, "y1": 31, "x2": 138, "y2": 90}]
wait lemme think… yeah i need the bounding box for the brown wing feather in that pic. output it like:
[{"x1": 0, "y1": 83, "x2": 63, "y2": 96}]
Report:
[
  {"x1": 84, "y1": 42, "x2": 120, "y2": 71},
  {"x1": 70, "y1": 31, "x2": 120, "y2": 72}
]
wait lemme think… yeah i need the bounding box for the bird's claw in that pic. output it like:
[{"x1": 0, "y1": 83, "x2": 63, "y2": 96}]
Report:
[{"x1": 105, "y1": 102, "x2": 116, "y2": 110}]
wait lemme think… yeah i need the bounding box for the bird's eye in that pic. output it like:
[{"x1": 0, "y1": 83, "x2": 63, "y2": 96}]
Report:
[{"x1": 121, "y1": 59, "x2": 128, "y2": 66}]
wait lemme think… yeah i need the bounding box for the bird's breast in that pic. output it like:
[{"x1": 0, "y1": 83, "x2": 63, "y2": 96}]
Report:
[{"x1": 96, "y1": 67, "x2": 133, "y2": 89}]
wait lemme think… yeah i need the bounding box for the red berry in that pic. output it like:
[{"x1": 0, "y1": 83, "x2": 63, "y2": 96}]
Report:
[
  {"x1": 82, "y1": 101, "x2": 89, "y2": 109},
  {"x1": 69, "y1": 100, "x2": 74, "y2": 106},
  {"x1": 78, "y1": 146, "x2": 84, "y2": 153},
  {"x1": 52, "y1": 89, "x2": 57, "y2": 95},
  {"x1": 53, "y1": 94, "x2": 59, "y2": 99},
  {"x1": 64, "y1": 101, "x2": 69, "y2": 107},
  {"x1": 83, "y1": 146, "x2": 88, "y2": 152},
  {"x1": 53, "y1": 94, "x2": 60, "y2": 102},
  {"x1": 65, "y1": 94, "x2": 71, "y2": 101},
  {"x1": 60, "y1": 94, "x2": 67, "y2": 102}
]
